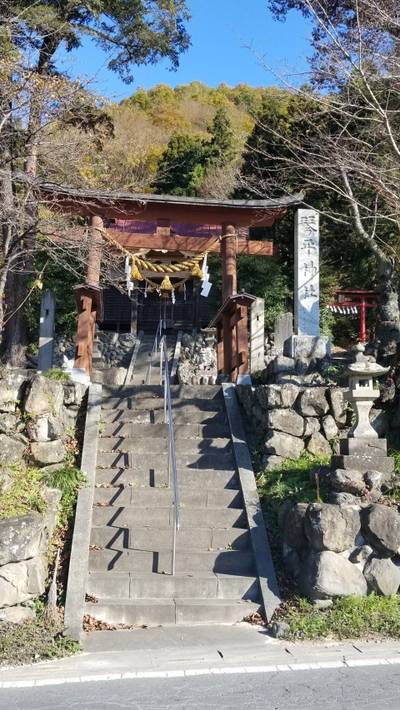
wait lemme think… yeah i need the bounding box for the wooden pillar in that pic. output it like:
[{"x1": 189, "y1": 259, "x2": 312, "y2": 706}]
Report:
[
  {"x1": 221, "y1": 224, "x2": 237, "y2": 376},
  {"x1": 75, "y1": 294, "x2": 93, "y2": 373},
  {"x1": 86, "y1": 215, "x2": 103, "y2": 286},
  {"x1": 221, "y1": 224, "x2": 237, "y2": 301},
  {"x1": 74, "y1": 215, "x2": 103, "y2": 374}
]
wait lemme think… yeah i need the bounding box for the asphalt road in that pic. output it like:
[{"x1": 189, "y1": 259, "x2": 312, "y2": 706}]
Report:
[{"x1": 1, "y1": 665, "x2": 400, "y2": 710}]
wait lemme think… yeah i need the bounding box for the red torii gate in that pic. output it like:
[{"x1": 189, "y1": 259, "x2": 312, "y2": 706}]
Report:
[{"x1": 38, "y1": 183, "x2": 302, "y2": 379}]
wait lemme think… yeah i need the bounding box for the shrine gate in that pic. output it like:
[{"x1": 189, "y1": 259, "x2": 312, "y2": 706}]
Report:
[{"x1": 38, "y1": 183, "x2": 301, "y2": 381}]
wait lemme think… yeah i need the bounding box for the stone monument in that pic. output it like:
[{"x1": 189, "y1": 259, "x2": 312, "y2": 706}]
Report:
[
  {"x1": 38, "y1": 290, "x2": 55, "y2": 373},
  {"x1": 285, "y1": 208, "x2": 330, "y2": 360}
]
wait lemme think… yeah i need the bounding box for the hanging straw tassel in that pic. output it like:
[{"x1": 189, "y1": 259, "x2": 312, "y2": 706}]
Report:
[
  {"x1": 160, "y1": 275, "x2": 173, "y2": 291},
  {"x1": 191, "y1": 263, "x2": 203, "y2": 279},
  {"x1": 131, "y1": 259, "x2": 143, "y2": 281}
]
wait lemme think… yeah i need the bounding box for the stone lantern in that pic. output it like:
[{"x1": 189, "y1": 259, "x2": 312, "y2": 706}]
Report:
[
  {"x1": 332, "y1": 343, "x2": 394, "y2": 475},
  {"x1": 345, "y1": 343, "x2": 389, "y2": 439}
]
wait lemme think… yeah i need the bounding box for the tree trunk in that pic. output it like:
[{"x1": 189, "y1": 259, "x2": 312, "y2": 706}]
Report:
[
  {"x1": 375, "y1": 256, "x2": 400, "y2": 364},
  {"x1": 6, "y1": 37, "x2": 60, "y2": 363}
]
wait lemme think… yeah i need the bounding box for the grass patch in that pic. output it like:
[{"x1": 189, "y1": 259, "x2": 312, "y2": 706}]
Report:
[
  {"x1": 257, "y1": 452, "x2": 330, "y2": 535},
  {"x1": 43, "y1": 465, "x2": 86, "y2": 527},
  {"x1": 0, "y1": 464, "x2": 86, "y2": 524},
  {"x1": 283, "y1": 594, "x2": 400, "y2": 640},
  {"x1": 0, "y1": 466, "x2": 47, "y2": 519},
  {"x1": 0, "y1": 613, "x2": 79, "y2": 667},
  {"x1": 43, "y1": 368, "x2": 70, "y2": 383}
]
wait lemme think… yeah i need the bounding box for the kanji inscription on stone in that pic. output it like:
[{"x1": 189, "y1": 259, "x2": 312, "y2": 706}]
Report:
[{"x1": 295, "y1": 209, "x2": 320, "y2": 336}]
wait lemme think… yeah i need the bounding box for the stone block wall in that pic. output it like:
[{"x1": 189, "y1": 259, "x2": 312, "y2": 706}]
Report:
[
  {"x1": 54, "y1": 331, "x2": 137, "y2": 369},
  {"x1": 0, "y1": 369, "x2": 87, "y2": 621},
  {"x1": 236, "y1": 380, "x2": 349, "y2": 470},
  {"x1": 236, "y1": 351, "x2": 400, "y2": 603},
  {"x1": 178, "y1": 331, "x2": 218, "y2": 385},
  {"x1": 280, "y1": 497, "x2": 400, "y2": 601}
]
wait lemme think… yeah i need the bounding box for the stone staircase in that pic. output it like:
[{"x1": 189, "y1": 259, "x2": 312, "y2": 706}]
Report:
[
  {"x1": 130, "y1": 332, "x2": 176, "y2": 385},
  {"x1": 85, "y1": 385, "x2": 262, "y2": 625}
]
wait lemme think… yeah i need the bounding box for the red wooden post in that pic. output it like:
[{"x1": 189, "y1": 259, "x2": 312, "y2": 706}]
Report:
[
  {"x1": 75, "y1": 295, "x2": 93, "y2": 372},
  {"x1": 221, "y1": 224, "x2": 237, "y2": 301},
  {"x1": 74, "y1": 215, "x2": 103, "y2": 373},
  {"x1": 360, "y1": 297, "x2": 367, "y2": 342},
  {"x1": 221, "y1": 224, "x2": 237, "y2": 375}
]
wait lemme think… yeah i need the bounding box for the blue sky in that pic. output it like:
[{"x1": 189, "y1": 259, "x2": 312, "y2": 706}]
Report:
[{"x1": 58, "y1": 0, "x2": 312, "y2": 102}]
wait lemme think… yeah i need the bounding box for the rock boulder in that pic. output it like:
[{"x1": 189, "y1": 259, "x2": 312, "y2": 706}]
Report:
[
  {"x1": 0, "y1": 513, "x2": 44, "y2": 565},
  {"x1": 30, "y1": 439, "x2": 65, "y2": 466},
  {"x1": 265, "y1": 431, "x2": 305, "y2": 460},
  {"x1": 298, "y1": 387, "x2": 329, "y2": 417},
  {"x1": 24, "y1": 376, "x2": 64, "y2": 417},
  {"x1": 307, "y1": 432, "x2": 331, "y2": 456},
  {"x1": 0, "y1": 556, "x2": 47, "y2": 607},
  {"x1": 267, "y1": 408, "x2": 304, "y2": 437},
  {"x1": 363, "y1": 556, "x2": 400, "y2": 595},
  {"x1": 300, "y1": 550, "x2": 367, "y2": 598},
  {"x1": 361, "y1": 504, "x2": 400, "y2": 556},
  {"x1": 0, "y1": 434, "x2": 25, "y2": 465},
  {"x1": 330, "y1": 468, "x2": 366, "y2": 496},
  {"x1": 282, "y1": 502, "x2": 308, "y2": 550},
  {"x1": 304, "y1": 503, "x2": 360, "y2": 553}
]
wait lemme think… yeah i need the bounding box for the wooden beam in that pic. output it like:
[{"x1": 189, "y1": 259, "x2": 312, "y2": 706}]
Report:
[
  {"x1": 43, "y1": 196, "x2": 287, "y2": 227},
  {"x1": 104, "y1": 230, "x2": 275, "y2": 256}
]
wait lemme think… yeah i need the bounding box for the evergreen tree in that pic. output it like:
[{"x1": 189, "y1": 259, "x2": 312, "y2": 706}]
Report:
[
  {"x1": 153, "y1": 133, "x2": 207, "y2": 196},
  {"x1": 207, "y1": 107, "x2": 234, "y2": 166}
]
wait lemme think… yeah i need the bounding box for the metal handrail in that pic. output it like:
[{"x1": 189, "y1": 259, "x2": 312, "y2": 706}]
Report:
[
  {"x1": 159, "y1": 334, "x2": 180, "y2": 576},
  {"x1": 146, "y1": 319, "x2": 164, "y2": 385}
]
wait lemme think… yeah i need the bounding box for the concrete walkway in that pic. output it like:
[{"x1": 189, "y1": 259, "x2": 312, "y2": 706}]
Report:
[{"x1": 1, "y1": 624, "x2": 400, "y2": 688}]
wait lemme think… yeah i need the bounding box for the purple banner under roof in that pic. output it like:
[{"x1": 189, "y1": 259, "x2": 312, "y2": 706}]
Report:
[{"x1": 110, "y1": 220, "x2": 248, "y2": 238}]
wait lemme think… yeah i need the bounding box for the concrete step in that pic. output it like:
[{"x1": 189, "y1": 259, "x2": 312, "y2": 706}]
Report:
[
  {"x1": 93, "y1": 486, "x2": 243, "y2": 509},
  {"x1": 96, "y1": 451, "x2": 235, "y2": 470},
  {"x1": 101, "y1": 422, "x2": 230, "y2": 439},
  {"x1": 95, "y1": 468, "x2": 240, "y2": 489},
  {"x1": 101, "y1": 397, "x2": 224, "y2": 412},
  {"x1": 89, "y1": 548, "x2": 255, "y2": 575},
  {"x1": 90, "y1": 526, "x2": 251, "y2": 552},
  {"x1": 100, "y1": 409, "x2": 227, "y2": 426},
  {"x1": 84, "y1": 598, "x2": 260, "y2": 626},
  {"x1": 102, "y1": 385, "x2": 222, "y2": 400},
  {"x1": 97, "y1": 437, "x2": 232, "y2": 454},
  {"x1": 91, "y1": 506, "x2": 247, "y2": 529},
  {"x1": 87, "y1": 571, "x2": 259, "y2": 600}
]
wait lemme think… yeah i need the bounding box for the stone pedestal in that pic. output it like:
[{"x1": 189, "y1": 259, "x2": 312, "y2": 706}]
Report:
[
  {"x1": 332, "y1": 437, "x2": 394, "y2": 476},
  {"x1": 284, "y1": 334, "x2": 331, "y2": 361}
]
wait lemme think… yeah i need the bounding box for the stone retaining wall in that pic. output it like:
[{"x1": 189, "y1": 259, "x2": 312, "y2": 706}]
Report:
[
  {"x1": 236, "y1": 350, "x2": 400, "y2": 603},
  {"x1": 0, "y1": 369, "x2": 87, "y2": 621},
  {"x1": 54, "y1": 331, "x2": 137, "y2": 370}
]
